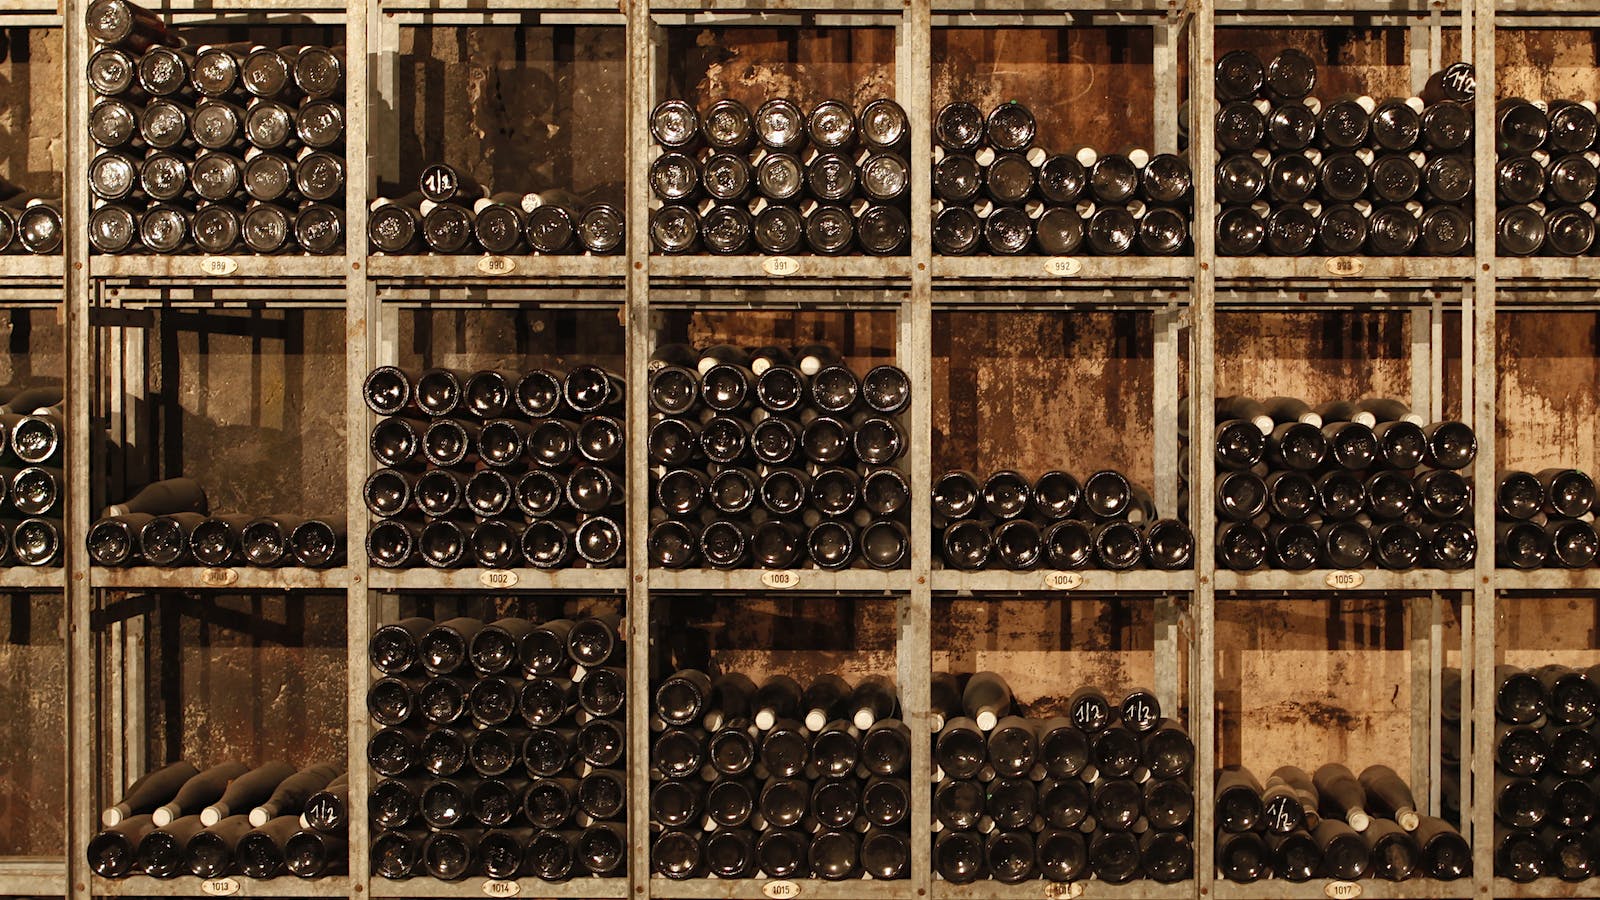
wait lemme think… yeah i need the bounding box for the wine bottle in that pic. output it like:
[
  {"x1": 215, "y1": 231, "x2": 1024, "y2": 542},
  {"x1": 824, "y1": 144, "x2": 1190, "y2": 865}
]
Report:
[
  {"x1": 961, "y1": 671, "x2": 1013, "y2": 731},
  {"x1": 935, "y1": 717, "x2": 986, "y2": 780},
  {"x1": 235, "y1": 815, "x2": 301, "y2": 878},
  {"x1": 153, "y1": 762, "x2": 250, "y2": 827},
  {"x1": 1314, "y1": 763, "x2": 1372, "y2": 831},
  {"x1": 104, "y1": 761, "x2": 202, "y2": 828},
  {"x1": 1216, "y1": 766, "x2": 1265, "y2": 833},
  {"x1": 934, "y1": 830, "x2": 985, "y2": 883},
  {"x1": 283, "y1": 829, "x2": 347, "y2": 878},
  {"x1": 184, "y1": 814, "x2": 255, "y2": 878},
  {"x1": 136, "y1": 814, "x2": 208, "y2": 878},
  {"x1": 987, "y1": 716, "x2": 1037, "y2": 778},
  {"x1": 88, "y1": 815, "x2": 158, "y2": 877},
  {"x1": 301, "y1": 773, "x2": 348, "y2": 833}
]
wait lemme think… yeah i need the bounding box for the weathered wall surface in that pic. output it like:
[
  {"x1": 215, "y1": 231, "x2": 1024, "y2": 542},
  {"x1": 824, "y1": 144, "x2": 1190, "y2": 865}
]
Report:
[
  {"x1": 666, "y1": 27, "x2": 898, "y2": 116},
  {"x1": 132, "y1": 310, "x2": 347, "y2": 521},
  {"x1": 0, "y1": 593, "x2": 64, "y2": 855},
  {"x1": 934, "y1": 311, "x2": 1159, "y2": 496},
  {"x1": 0, "y1": 27, "x2": 64, "y2": 197},
  {"x1": 392, "y1": 26, "x2": 625, "y2": 200},
  {"x1": 130, "y1": 594, "x2": 348, "y2": 792}
]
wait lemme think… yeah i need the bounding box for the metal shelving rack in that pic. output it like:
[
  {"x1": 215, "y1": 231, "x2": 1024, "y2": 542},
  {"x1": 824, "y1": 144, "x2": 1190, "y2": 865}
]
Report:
[
  {"x1": 0, "y1": 0, "x2": 1582, "y2": 895},
  {"x1": 0, "y1": 2, "x2": 69, "y2": 897}
]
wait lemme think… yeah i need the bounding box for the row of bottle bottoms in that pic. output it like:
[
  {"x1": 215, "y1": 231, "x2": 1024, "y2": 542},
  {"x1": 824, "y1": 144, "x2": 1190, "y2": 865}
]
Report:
[
  {"x1": 1195, "y1": 396, "x2": 1477, "y2": 471},
  {"x1": 367, "y1": 614, "x2": 627, "y2": 882},
  {"x1": 365, "y1": 364, "x2": 627, "y2": 570},
  {"x1": 1214, "y1": 764, "x2": 1469, "y2": 882},
  {"x1": 1211, "y1": 51, "x2": 1473, "y2": 153},
  {"x1": 0, "y1": 190, "x2": 64, "y2": 255},
  {"x1": 1493, "y1": 101, "x2": 1600, "y2": 256},
  {"x1": 369, "y1": 161, "x2": 623, "y2": 255},
  {"x1": 649, "y1": 97, "x2": 908, "y2": 257},
  {"x1": 88, "y1": 761, "x2": 347, "y2": 879},
  {"x1": 372, "y1": 824, "x2": 626, "y2": 881},
  {"x1": 1492, "y1": 663, "x2": 1600, "y2": 879},
  {"x1": 1210, "y1": 51, "x2": 1478, "y2": 257},
  {"x1": 929, "y1": 100, "x2": 1192, "y2": 259},
  {"x1": 0, "y1": 419, "x2": 93, "y2": 564},
  {"x1": 366, "y1": 365, "x2": 621, "y2": 420},
  {"x1": 929, "y1": 469, "x2": 1190, "y2": 571},
  {"x1": 651, "y1": 667, "x2": 910, "y2": 882},
  {"x1": 85, "y1": 11, "x2": 348, "y2": 255},
  {"x1": 1494, "y1": 470, "x2": 1600, "y2": 569},
  {"x1": 85, "y1": 473, "x2": 339, "y2": 567},
  {"x1": 646, "y1": 349, "x2": 910, "y2": 570}
]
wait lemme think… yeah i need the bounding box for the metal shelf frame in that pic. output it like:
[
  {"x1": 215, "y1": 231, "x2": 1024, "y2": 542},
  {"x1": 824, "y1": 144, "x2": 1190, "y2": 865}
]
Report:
[{"x1": 0, "y1": 0, "x2": 1581, "y2": 897}]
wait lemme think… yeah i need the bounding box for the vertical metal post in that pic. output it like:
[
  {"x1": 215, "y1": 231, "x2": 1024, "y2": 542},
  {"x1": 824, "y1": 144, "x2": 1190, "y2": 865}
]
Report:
[
  {"x1": 1470, "y1": 0, "x2": 1495, "y2": 891},
  {"x1": 64, "y1": 0, "x2": 94, "y2": 896},
  {"x1": 1188, "y1": 1, "x2": 1218, "y2": 896},
  {"x1": 906, "y1": 0, "x2": 933, "y2": 890},
  {"x1": 1153, "y1": 304, "x2": 1180, "y2": 714},
  {"x1": 625, "y1": 0, "x2": 653, "y2": 894},
  {"x1": 344, "y1": 0, "x2": 375, "y2": 892},
  {"x1": 1152, "y1": 18, "x2": 1179, "y2": 156}
]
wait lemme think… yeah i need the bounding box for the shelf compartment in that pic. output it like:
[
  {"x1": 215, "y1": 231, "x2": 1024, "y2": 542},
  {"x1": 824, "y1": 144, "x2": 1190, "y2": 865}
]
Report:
[
  {"x1": 0, "y1": 257, "x2": 65, "y2": 281},
  {"x1": 371, "y1": 877, "x2": 628, "y2": 898},
  {"x1": 382, "y1": 0, "x2": 622, "y2": 11},
  {"x1": 1213, "y1": 569, "x2": 1473, "y2": 592},
  {"x1": 932, "y1": 569, "x2": 1194, "y2": 593},
  {"x1": 1211, "y1": 879, "x2": 1474, "y2": 899},
  {"x1": 0, "y1": 567, "x2": 67, "y2": 589},
  {"x1": 1491, "y1": 878, "x2": 1600, "y2": 898},
  {"x1": 91, "y1": 256, "x2": 348, "y2": 282},
  {"x1": 934, "y1": 881, "x2": 1192, "y2": 899},
  {"x1": 648, "y1": 569, "x2": 910, "y2": 593},
  {"x1": 366, "y1": 567, "x2": 628, "y2": 591},
  {"x1": 933, "y1": 257, "x2": 1191, "y2": 285},
  {"x1": 1495, "y1": 258, "x2": 1600, "y2": 285},
  {"x1": 650, "y1": 878, "x2": 916, "y2": 899},
  {"x1": 1214, "y1": 257, "x2": 1471, "y2": 286},
  {"x1": 649, "y1": 256, "x2": 913, "y2": 284},
  {"x1": 89, "y1": 567, "x2": 351, "y2": 591},
  {"x1": 92, "y1": 876, "x2": 351, "y2": 897},
  {"x1": 1495, "y1": 570, "x2": 1600, "y2": 592},
  {"x1": 0, "y1": 857, "x2": 65, "y2": 895},
  {"x1": 366, "y1": 255, "x2": 625, "y2": 281}
]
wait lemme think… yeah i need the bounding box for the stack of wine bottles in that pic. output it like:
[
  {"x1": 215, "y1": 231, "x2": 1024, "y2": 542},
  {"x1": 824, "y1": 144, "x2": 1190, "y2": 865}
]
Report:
[
  {"x1": 364, "y1": 365, "x2": 625, "y2": 570},
  {"x1": 0, "y1": 179, "x2": 63, "y2": 255},
  {"x1": 87, "y1": 477, "x2": 344, "y2": 568},
  {"x1": 368, "y1": 614, "x2": 628, "y2": 881},
  {"x1": 1212, "y1": 50, "x2": 1476, "y2": 256},
  {"x1": 0, "y1": 385, "x2": 65, "y2": 566},
  {"x1": 1195, "y1": 396, "x2": 1479, "y2": 571},
  {"x1": 1494, "y1": 468, "x2": 1599, "y2": 568},
  {"x1": 368, "y1": 165, "x2": 624, "y2": 255},
  {"x1": 1495, "y1": 98, "x2": 1600, "y2": 256},
  {"x1": 647, "y1": 343, "x2": 910, "y2": 570},
  {"x1": 934, "y1": 101, "x2": 1193, "y2": 256},
  {"x1": 933, "y1": 675, "x2": 1194, "y2": 884},
  {"x1": 88, "y1": 760, "x2": 348, "y2": 879},
  {"x1": 648, "y1": 97, "x2": 911, "y2": 255},
  {"x1": 85, "y1": 0, "x2": 347, "y2": 254},
  {"x1": 1215, "y1": 763, "x2": 1470, "y2": 882},
  {"x1": 1494, "y1": 664, "x2": 1600, "y2": 881},
  {"x1": 650, "y1": 669, "x2": 911, "y2": 880},
  {"x1": 931, "y1": 469, "x2": 1193, "y2": 571}
]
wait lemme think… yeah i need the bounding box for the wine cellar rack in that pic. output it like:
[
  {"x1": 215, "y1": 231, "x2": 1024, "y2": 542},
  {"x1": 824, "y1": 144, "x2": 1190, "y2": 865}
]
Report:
[{"x1": 0, "y1": 0, "x2": 1597, "y2": 897}]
